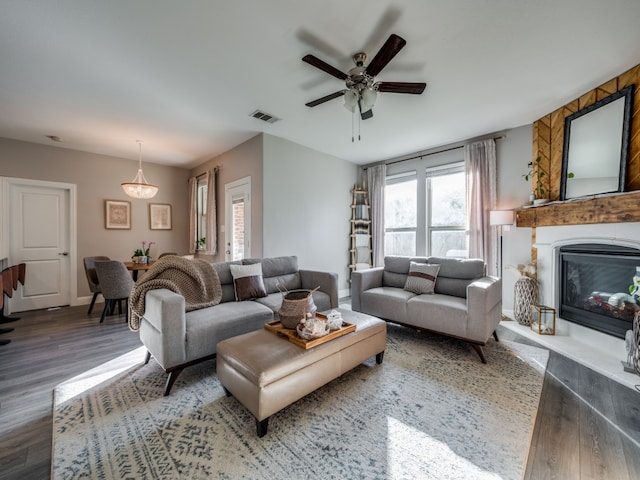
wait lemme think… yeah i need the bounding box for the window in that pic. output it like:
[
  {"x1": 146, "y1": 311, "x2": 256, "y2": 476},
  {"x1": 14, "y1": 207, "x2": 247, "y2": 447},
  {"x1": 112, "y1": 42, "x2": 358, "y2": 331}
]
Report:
[
  {"x1": 196, "y1": 176, "x2": 208, "y2": 250},
  {"x1": 426, "y1": 163, "x2": 467, "y2": 257},
  {"x1": 384, "y1": 172, "x2": 417, "y2": 256}
]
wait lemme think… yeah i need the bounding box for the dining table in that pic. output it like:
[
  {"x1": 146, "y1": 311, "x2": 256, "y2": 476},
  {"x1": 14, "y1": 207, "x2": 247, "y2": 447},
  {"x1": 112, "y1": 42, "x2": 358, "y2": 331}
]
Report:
[{"x1": 124, "y1": 260, "x2": 155, "y2": 281}]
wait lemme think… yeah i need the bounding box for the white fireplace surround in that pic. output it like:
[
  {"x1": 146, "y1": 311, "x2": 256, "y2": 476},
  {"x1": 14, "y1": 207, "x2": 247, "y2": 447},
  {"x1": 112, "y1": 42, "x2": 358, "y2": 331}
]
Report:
[{"x1": 502, "y1": 221, "x2": 640, "y2": 391}]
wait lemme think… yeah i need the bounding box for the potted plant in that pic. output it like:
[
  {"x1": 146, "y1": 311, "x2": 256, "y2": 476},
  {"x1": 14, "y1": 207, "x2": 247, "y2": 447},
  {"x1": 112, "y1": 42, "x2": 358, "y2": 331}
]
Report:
[
  {"x1": 132, "y1": 241, "x2": 155, "y2": 264},
  {"x1": 523, "y1": 156, "x2": 549, "y2": 205},
  {"x1": 523, "y1": 156, "x2": 574, "y2": 205}
]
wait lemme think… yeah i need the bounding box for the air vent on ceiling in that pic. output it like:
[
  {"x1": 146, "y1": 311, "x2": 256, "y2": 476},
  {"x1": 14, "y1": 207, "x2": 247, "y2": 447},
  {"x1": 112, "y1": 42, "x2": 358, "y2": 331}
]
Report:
[{"x1": 250, "y1": 110, "x2": 281, "y2": 124}]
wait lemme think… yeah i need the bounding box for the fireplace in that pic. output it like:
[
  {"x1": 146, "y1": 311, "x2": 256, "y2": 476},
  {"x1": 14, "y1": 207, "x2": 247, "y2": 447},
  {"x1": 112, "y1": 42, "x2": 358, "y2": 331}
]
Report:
[{"x1": 558, "y1": 243, "x2": 640, "y2": 338}]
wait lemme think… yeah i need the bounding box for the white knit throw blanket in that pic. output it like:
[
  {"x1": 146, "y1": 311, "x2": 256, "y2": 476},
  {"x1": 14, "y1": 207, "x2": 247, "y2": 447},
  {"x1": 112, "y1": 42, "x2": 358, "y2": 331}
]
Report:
[{"x1": 129, "y1": 256, "x2": 222, "y2": 332}]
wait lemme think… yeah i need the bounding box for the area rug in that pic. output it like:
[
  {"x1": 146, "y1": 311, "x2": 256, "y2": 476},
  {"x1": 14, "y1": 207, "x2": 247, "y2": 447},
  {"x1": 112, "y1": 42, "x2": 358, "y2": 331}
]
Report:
[{"x1": 52, "y1": 324, "x2": 548, "y2": 480}]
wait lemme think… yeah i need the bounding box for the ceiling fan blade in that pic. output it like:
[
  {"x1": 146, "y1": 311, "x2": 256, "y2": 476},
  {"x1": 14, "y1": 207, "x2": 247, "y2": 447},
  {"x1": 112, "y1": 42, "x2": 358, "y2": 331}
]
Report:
[
  {"x1": 302, "y1": 54, "x2": 348, "y2": 80},
  {"x1": 305, "y1": 90, "x2": 345, "y2": 107},
  {"x1": 377, "y1": 82, "x2": 426, "y2": 94},
  {"x1": 365, "y1": 33, "x2": 406, "y2": 77}
]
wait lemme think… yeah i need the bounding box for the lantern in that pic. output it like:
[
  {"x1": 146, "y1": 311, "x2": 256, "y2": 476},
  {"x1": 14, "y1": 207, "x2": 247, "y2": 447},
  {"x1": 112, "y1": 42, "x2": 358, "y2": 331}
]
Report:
[{"x1": 530, "y1": 305, "x2": 556, "y2": 335}]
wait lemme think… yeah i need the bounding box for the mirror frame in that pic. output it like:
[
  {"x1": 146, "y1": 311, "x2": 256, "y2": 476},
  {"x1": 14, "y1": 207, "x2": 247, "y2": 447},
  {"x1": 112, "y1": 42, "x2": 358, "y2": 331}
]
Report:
[{"x1": 560, "y1": 84, "x2": 635, "y2": 200}]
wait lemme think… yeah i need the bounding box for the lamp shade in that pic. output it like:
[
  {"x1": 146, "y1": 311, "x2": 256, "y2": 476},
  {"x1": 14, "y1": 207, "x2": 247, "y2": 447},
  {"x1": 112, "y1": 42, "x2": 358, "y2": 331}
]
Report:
[{"x1": 489, "y1": 210, "x2": 514, "y2": 226}]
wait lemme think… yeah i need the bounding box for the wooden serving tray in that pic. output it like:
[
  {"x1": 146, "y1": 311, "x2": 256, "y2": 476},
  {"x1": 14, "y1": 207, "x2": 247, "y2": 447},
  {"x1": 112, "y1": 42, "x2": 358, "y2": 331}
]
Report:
[{"x1": 264, "y1": 320, "x2": 356, "y2": 349}]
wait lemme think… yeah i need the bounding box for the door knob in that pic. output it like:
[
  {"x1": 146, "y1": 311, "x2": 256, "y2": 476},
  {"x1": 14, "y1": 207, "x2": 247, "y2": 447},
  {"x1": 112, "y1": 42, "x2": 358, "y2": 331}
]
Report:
[{"x1": 59, "y1": 252, "x2": 69, "y2": 256}]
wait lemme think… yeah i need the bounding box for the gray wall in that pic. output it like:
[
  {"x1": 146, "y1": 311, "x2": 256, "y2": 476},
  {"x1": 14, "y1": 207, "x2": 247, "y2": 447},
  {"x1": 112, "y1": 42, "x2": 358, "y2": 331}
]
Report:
[
  {"x1": 192, "y1": 134, "x2": 264, "y2": 263},
  {"x1": 495, "y1": 124, "x2": 534, "y2": 310},
  {"x1": 0, "y1": 137, "x2": 190, "y2": 299},
  {"x1": 262, "y1": 134, "x2": 358, "y2": 296}
]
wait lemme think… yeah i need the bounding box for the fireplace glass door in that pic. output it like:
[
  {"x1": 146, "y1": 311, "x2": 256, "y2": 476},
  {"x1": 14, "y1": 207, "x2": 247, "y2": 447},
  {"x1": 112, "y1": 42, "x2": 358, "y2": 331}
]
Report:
[{"x1": 559, "y1": 244, "x2": 640, "y2": 338}]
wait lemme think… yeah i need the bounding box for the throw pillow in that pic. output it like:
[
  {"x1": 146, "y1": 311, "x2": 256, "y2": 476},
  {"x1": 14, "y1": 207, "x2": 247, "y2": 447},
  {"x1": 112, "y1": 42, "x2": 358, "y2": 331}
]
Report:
[
  {"x1": 229, "y1": 263, "x2": 267, "y2": 301},
  {"x1": 404, "y1": 262, "x2": 440, "y2": 294}
]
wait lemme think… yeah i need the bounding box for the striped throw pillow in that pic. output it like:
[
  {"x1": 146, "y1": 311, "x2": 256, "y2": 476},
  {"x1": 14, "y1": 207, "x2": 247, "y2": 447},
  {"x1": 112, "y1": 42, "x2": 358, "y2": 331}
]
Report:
[{"x1": 404, "y1": 262, "x2": 440, "y2": 294}]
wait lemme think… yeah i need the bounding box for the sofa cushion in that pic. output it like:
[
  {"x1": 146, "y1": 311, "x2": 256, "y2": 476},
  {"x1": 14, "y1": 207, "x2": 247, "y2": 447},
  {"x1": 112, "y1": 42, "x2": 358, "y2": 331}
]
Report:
[
  {"x1": 229, "y1": 263, "x2": 267, "y2": 301},
  {"x1": 185, "y1": 301, "x2": 274, "y2": 361},
  {"x1": 360, "y1": 286, "x2": 414, "y2": 323},
  {"x1": 243, "y1": 256, "x2": 302, "y2": 294},
  {"x1": 212, "y1": 260, "x2": 242, "y2": 303},
  {"x1": 406, "y1": 294, "x2": 469, "y2": 338},
  {"x1": 404, "y1": 262, "x2": 440, "y2": 294},
  {"x1": 383, "y1": 256, "x2": 428, "y2": 288},
  {"x1": 427, "y1": 257, "x2": 485, "y2": 298}
]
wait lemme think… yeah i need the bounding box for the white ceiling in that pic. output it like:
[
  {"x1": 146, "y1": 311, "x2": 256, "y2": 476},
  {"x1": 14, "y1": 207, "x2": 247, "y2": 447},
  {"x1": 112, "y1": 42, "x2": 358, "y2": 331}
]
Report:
[{"x1": 2, "y1": 1, "x2": 640, "y2": 168}]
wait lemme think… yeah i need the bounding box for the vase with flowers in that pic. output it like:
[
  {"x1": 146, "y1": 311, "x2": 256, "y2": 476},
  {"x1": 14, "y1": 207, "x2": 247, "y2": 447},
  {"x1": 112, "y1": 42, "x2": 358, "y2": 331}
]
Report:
[{"x1": 132, "y1": 241, "x2": 155, "y2": 264}]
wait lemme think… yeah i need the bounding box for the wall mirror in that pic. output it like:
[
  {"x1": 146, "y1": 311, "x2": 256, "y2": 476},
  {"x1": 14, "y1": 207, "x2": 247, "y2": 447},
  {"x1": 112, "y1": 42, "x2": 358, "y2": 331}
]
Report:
[{"x1": 560, "y1": 84, "x2": 634, "y2": 200}]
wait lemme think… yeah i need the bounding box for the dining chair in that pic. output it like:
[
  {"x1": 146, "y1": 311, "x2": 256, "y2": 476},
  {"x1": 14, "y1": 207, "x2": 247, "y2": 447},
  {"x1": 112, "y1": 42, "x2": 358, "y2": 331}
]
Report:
[
  {"x1": 0, "y1": 274, "x2": 8, "y2": 346},
  {"x1": 158, "y1": 252, "x2": 177, "y2": 258},
  {"x1": 83, "y1": 256, "x2": 110, "y2": 314},
  {"x1": 0, "y1": 269, "x2": 17, "y2": 339},
  {"x1": 94, "y1": 260, "x2": 134, "y2": 324},
  {"x1": 0, "y1": 267, "x2": 20, "y2": 323},
  {"x1": 0, "y1": 263, "x2": 26, "y2": 324}
]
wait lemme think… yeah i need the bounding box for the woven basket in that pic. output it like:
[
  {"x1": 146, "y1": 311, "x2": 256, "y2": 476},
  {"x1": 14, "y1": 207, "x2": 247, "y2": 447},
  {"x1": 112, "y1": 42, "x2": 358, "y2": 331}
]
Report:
[{"x1": 278, "y1": 289, "x2": 317, "y2": 329}]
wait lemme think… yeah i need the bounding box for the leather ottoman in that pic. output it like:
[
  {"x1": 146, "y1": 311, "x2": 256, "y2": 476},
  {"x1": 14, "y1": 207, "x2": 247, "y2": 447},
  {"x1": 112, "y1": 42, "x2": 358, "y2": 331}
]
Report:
[{"x1": 216, "y1": 308, "x2": 387, "y2": 437}]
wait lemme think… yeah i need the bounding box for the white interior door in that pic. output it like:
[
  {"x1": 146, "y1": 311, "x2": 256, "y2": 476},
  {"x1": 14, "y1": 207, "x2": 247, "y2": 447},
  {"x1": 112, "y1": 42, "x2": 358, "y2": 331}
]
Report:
[
  {"x1": 5, "y1": 178, "x2": 75, "y2": 312},
  {"x1": 224, "y1": 176, "x2": 251, "y2": 261}
]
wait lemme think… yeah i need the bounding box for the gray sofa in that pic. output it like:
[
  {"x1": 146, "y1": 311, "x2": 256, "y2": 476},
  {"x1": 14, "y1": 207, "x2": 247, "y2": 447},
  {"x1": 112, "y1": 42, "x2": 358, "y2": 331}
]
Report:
[
  {"x1": 139, "y1": 255, "x2": 338, "y2": 395},
  {"x1": 351, "y1": 256, "x2": 501, "y2": 362}
]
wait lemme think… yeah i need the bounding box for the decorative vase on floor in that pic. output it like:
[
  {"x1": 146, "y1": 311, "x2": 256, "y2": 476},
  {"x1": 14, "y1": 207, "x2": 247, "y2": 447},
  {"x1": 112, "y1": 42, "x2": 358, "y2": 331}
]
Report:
[{"x1": 514, "y1": 276, "x2": 539, "y2": 325}]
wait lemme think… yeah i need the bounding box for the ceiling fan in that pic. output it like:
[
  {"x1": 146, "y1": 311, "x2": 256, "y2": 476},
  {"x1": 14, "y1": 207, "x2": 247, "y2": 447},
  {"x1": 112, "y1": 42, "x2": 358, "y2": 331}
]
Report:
[{"x1": 302, "y1": 33, "x2": 426, "y2": 120}]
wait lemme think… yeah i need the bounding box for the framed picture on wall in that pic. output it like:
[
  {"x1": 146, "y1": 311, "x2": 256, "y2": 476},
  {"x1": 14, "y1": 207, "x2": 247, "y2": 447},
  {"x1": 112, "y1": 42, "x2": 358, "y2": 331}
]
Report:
[
  {"x1": 105, "y1": 199, "x2": 131, "y2": 229},
  {"x1": 149, "y1": 203, "x2": 172, "y2": 230}
]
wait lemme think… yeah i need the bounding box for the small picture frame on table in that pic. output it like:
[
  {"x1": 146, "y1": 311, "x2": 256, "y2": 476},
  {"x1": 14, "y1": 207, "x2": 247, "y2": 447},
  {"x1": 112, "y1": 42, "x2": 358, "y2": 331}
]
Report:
[
  {"x1": 105, "y1": 199, "x2": 131, "y2": 229},
  {"x1": 149, "y1": 203, "x2": 172, "y2": 230}
]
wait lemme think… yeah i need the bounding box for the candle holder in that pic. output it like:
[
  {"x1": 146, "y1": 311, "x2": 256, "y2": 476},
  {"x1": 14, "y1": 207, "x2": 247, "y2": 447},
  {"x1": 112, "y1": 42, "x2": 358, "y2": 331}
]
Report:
[{"x1": 530, "y1": 305, "x2": 556, "y2": 335}]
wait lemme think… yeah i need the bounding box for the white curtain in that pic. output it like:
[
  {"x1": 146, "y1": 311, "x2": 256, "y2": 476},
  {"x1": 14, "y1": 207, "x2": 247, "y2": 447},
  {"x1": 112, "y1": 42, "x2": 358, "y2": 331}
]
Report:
[
  {"x1": 367, "y1": 164, "x2": 386, "y2": 267},
  {"x1": 188, "y1": 176, "x2": 197, "y2": 254},
  {"x1": 205, "y1": 168, "x2": 217, "y2": 255},
  {"x1": 465, "y1": 139, "x2": 497, "y2": 275}
]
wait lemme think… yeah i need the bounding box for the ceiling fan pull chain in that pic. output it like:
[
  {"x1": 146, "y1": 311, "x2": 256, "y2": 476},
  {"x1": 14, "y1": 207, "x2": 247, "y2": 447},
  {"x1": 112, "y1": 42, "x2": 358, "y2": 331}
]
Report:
[{"x1": 352, "y1": 109, "x2": 355, "y2": 143}]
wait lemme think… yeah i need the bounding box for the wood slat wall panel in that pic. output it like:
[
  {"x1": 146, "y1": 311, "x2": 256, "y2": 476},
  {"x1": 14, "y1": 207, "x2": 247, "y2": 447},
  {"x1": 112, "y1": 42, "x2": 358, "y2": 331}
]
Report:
[
  {"x1": 597, "y1": 78, "x2": 619, "y2": 101},
  {"x1": 579, "y1": 90, "x2": 597, "y2": 109},
  {"x1": 527, "y1": 62, "x2": 640, "y2": 227}
]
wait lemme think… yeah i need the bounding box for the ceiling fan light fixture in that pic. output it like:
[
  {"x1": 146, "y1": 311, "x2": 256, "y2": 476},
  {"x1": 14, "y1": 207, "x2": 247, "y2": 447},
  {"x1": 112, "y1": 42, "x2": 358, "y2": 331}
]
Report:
[
  {"x1": 361, "y1": 87, "x2": 377, "y2": 110},
  {"x1": 121, "y1": 141, "x2": 158, "y2": 200},
  {"x1": 344, "y1": 89, "x2": 358, "y2": 112}
]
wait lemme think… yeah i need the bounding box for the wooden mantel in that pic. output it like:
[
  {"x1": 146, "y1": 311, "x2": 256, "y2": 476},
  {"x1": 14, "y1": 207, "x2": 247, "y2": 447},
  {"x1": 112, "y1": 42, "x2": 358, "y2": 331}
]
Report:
[{"x1": 516, "y1": 190, "x2": 640, "y2": 228}]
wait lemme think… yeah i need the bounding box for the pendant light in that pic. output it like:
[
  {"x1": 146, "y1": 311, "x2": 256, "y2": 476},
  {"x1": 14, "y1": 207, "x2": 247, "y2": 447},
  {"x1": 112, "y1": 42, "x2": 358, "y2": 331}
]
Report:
[{"x1": 121, "y1": 140, "x2": 158, "y2": 199}]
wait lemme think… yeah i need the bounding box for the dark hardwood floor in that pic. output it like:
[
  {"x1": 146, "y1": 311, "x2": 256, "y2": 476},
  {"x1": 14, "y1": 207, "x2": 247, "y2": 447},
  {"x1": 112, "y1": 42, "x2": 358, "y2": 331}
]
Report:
[{"x1": 0, "y1": 305, "x2": 639, "y2": 479}]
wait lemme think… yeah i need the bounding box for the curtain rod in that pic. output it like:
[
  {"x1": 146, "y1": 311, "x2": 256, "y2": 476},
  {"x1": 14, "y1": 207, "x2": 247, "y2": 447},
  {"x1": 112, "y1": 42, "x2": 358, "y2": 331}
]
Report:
[
  {"x1": 363, "y1": 135, "x2": 505, "y2": 170},
  {"x1": 195, "y1": 165, "x2": 220, "y2": 179}
]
